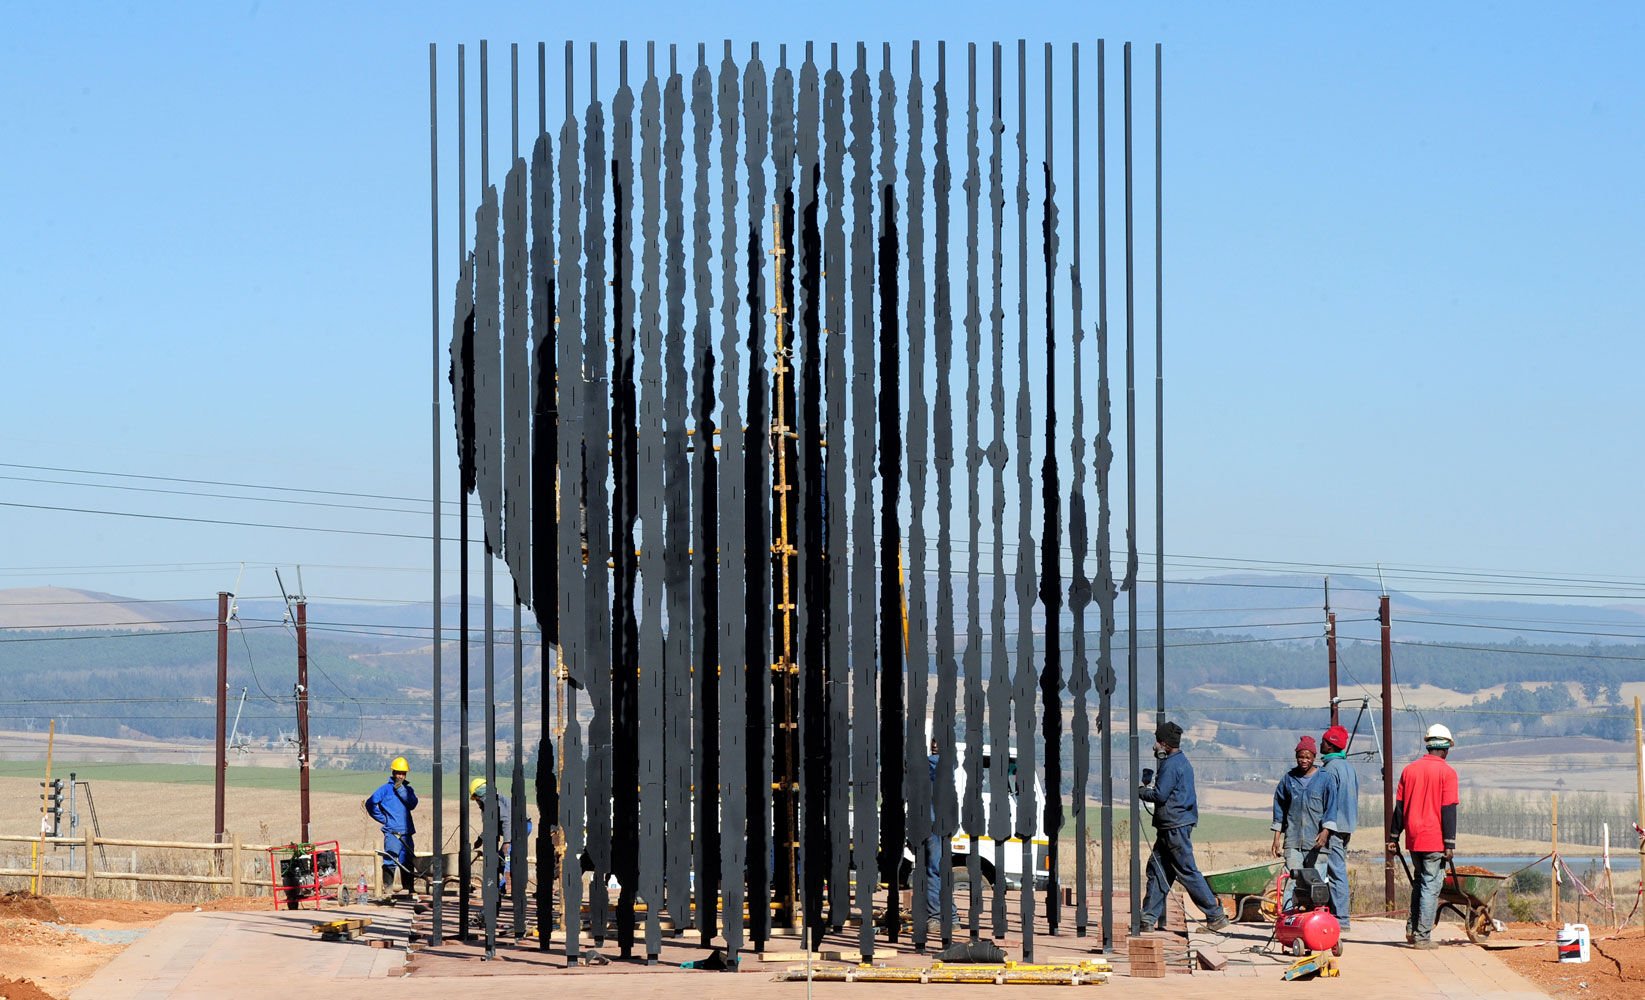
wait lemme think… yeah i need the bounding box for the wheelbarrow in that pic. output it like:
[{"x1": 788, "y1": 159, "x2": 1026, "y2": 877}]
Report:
[
  {"x1": 1393, "y1": 852, "x2": 1506, "y2": 943},
  {"x1": 1204, "y1": 859, "x2": 1285, "y2": 923}
]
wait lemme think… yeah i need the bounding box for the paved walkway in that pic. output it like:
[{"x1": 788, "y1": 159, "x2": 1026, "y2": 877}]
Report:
[{"x1": 72, "y1": 904, "x2": 1551, "y2": 1000}]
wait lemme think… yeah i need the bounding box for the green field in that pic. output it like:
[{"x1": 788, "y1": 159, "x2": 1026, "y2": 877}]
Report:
[
  {"x1": 2, "y1": 761, "x2": 1272, "y2": 844},
  {"x1": 0, "y1": 761, "x2": 538, "y2": 798},
  {"x1": 1080, "y1": 808, "x2": 1271, "y2": 843}
]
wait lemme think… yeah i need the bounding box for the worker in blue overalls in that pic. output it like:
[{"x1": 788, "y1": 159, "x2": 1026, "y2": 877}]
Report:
[{"x1": 364, "y1": 755, "x2": 418, "y2": 894}]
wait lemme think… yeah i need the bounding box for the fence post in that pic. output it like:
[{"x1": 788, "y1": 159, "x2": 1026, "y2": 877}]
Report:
[
  {"x1": 231, "y1": 834, "x2": 243, "y2": 896},
  {"x1": 84, "y1": 828, "x2": 95, "y2": 897},
  {"x1": 374, "y1": 858, "x2": 383, "y2": 898}
]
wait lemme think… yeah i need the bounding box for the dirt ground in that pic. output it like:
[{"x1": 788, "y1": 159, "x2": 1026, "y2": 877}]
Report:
[
  {"x1": 0, "y1": 892, "x2": 269, "y2": 1000},
  {"x1": 1495, "y1": 922, "x2": 1645, "y2": 1000}
]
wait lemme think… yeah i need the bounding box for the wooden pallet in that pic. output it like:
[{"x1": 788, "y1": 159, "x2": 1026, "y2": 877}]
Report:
[{"x1": 312, "y1": 917, "x2": 374, "y2": 942}]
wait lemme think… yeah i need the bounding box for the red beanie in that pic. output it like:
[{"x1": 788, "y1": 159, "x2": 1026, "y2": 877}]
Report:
[
  {"x1": 1295, "y1": 735, "x2": 1317, "y2": 753},
  {"x1": 1322, "y1": 725, "x2": 1350, "y2": 751}
]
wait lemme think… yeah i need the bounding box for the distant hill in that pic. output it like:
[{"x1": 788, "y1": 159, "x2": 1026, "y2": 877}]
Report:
[
  {"x1": 4, "y1": 581, "x2": 1642, "y2": 765},
  {"x1": 0, "y1": 586, "x2": 201, "y2": 630}
]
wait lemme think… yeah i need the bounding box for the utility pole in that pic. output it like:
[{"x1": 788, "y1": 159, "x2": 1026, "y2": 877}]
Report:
[
  {"x1": 216, "y1": 591, "x2": 230, "y2": 846},
  {"x1": 296, "y1": 596, "x2": 312, "y2": 843},
  {"x1": 1325, "y1": 578, "x2": 1338, "y2": 727},
  {"x1": 1635, "y1": 696, "x2": 1642, "y2": 930},
  {"x1": 1380, "y1": 592, "x2": 1395, "y2": 913},
  {"x1": 1551, "y1": 793, "x2": 1560, "y2": 923}
]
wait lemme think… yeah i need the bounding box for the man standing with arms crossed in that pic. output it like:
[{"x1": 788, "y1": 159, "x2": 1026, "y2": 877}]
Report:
[
  {"x1": 1270, "y1": 735, "x2": 1331, "y2": 908},
  {"x1": 1387, "y1": 724, "x2": 1459, "y2": 949}
]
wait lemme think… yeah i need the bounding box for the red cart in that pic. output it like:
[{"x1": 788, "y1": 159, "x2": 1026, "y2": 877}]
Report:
[{"x1": 268, "y1": 841, "x2": 342, "y2": 911}]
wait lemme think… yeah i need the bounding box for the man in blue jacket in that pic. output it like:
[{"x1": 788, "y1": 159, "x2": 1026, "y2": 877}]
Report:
[
  {"x1": 1315, "y1": 724, "x2": 1359, "y2": 928},
  {"x1": 365, "y1": 756, "x2": 418, "y2": 894},
  {"x1": 1139, "y1": 721, "x2": 1230, "y2": 932}
]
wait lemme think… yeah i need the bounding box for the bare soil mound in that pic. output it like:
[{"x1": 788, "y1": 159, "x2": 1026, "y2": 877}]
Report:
[
  {"x1": 0, "y1": 975, "x2": 60, "y2": 1000},
  {"x1": 0, "y1": 893, "x2": 59, "y2": 923},
  {"x1": 1498, "y1": 925, "x2": 1645, "y2": 1000}
]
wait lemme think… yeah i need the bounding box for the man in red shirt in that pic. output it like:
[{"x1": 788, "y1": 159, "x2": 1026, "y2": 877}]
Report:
[{"x1": 1386, "y1": 724, "x2": 1459, "y2": 949}]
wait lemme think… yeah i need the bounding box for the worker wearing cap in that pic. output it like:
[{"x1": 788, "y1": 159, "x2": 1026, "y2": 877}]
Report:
[
  {"x1": 469, "y1": 778, "x2": 516, "y2": 894},
  {"x1": 1387, "y1": 724, "x2": 1459, "y2": 949},
  {"x1": 364, "y1": 756, "x2": 419, "y2": 893},
  {"x1": 1316, "y1": 724, "x2": 1359, "y2": 928},
  {"x1": 1270, "y1": 735, "x2": 1332, "y2": 908},
  {"x1": 1139, "y1": 721, "x2": 1230, "y2": 932}
]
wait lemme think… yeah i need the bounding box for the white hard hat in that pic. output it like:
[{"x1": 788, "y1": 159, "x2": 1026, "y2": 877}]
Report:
[{"x1": 1424, "y1": 723, "x2": 1454, "y2": 748}]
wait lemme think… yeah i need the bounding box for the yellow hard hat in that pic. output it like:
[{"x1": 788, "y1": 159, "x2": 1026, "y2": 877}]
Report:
[
  {"x1": 469, "y1": 778, "x2": 487, "y2": 797},
  {"x1": 390, "y1": 756, "x2": 410, "y2": 774}
]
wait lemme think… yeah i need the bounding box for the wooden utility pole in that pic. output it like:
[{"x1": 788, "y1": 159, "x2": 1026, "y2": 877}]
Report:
[
  {"x1": 1325, "y1": 578, "x2": 1338, "y2": 727},
  {"x1": 1380, "y1": 592, "x2": 1395, "y2": 913},
  {"x1": 33, "y1": 720, "x2": 55, "y2": 893},
  {"x1": 215, "y1": 591, "x2": 229, "y2": 846},
  {"x1": 296, "y1": 597, "x2": 311, "y2": 843},
  {"x1": 1552, "y1": 792, "x2": 1560, "y2": 924},
  {"x1": 1635, "y1": 696, "x2": 1643, "y2": 930}
]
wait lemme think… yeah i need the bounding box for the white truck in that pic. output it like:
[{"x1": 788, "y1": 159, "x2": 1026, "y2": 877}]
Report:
[{"x1": 901, "y1": 744, "x2": 1051, "y2": 891}]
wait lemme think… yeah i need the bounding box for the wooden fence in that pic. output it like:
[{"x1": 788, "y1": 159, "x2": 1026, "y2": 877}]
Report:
[{"x1": 0, "y1": 830, "x2": 452, "y2": 898}]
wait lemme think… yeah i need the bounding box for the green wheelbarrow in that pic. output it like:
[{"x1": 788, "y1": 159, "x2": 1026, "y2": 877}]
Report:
[{"x1": 1204, "y1": 859, "x2": 1285, "y2": 923}]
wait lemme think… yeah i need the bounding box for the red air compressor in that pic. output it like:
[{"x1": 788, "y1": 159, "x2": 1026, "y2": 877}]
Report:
[{"x1": 1274, "y1": 868, "x2": 1342, "y2": 957}]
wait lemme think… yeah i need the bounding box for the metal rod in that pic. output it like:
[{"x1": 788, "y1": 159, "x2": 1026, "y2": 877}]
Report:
[
  {"x1": 427, "y1": 39, "x2": 445, "y2": 947},
  {"x1": 509, "y1": 38, "x2": 528, "y2": 941},
  {"x1": 1153, "y1": 42, "x2": 1165, "y2": 727},
  {"x1": 455, "y1": 39, "x2": 472, "y2": 945},
  {"x1": 1123, "y1": 40, "x2": 1140, "y2": 934},
  {"x1": 479, "y1": 36, "x2": 497, "y2": 961},
  {"x1": 875, "y1": 39, "x2": 904, "y2": 949},
  {"x1": 962, "y1": 39, "x2": 984, "y2": 943},
  {"x1": 1068, "y1": 37, "x2": 1089, "y2": 940},
  {"x1": 1040, "y1": 38, "x2": 1064, "y2": 938},
  {"x1": 930, "y1": 36, "x2": 960, "y2": 950},
  {"x1": 1013, "y1": 36, "x2": 1037, "y2": 960},
  {"x1": 903, "y1": 37, "x2": 931, "y2": 951},
  {"x1": 1096, "y1": 34, "x2": 1115, "y2": 952},
  {"x1": 987, "y1": 39, "x2": 1009, "y2": 940}
]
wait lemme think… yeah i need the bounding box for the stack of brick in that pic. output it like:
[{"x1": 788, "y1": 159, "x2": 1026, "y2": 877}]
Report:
[{"x1": 1128, "y1": 935, "x2": 1167, "y2": 978}]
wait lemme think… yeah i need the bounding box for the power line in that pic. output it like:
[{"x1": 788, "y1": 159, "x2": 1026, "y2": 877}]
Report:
[
  {"x1": 0, "y1": 499, "x2": 431, "y2": 541},
  {"x1": 0, "y1": 461, "x2": 435, "y2": 505},
  {"x1": 0, "y1": 472, "x2": 457, "y2": 520}
]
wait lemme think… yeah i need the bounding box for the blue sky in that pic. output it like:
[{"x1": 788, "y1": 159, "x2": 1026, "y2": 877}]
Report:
[{"x1": 1, "y1": 2, "x2": 1641, "y2": 608}]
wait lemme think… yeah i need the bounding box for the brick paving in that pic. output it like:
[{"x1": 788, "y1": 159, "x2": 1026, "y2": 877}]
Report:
[{"x1": 72, "y1": 894, "x2": 1551, "y2": 999}]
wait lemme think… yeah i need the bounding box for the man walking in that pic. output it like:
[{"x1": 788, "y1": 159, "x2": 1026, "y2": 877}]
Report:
[
  {"x1": 1139, "y1": 721, "x2": 1230, "y2": 932},
  {"x1": 1387, "y1": 724, "x2": 1459, "y2": 949},
  {"x1": 1270, "y1": 735, "x2": 1331, "y2": 907},
  {"x1": 470, "y1": 779, "x2": 515, "y2": 894},
  {"x1": 1316, "y1": 724, "x2": 1359, "y2": 928},
  {"x1": 364, "y1": 756, "x2": 419, "y2": 894}
]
